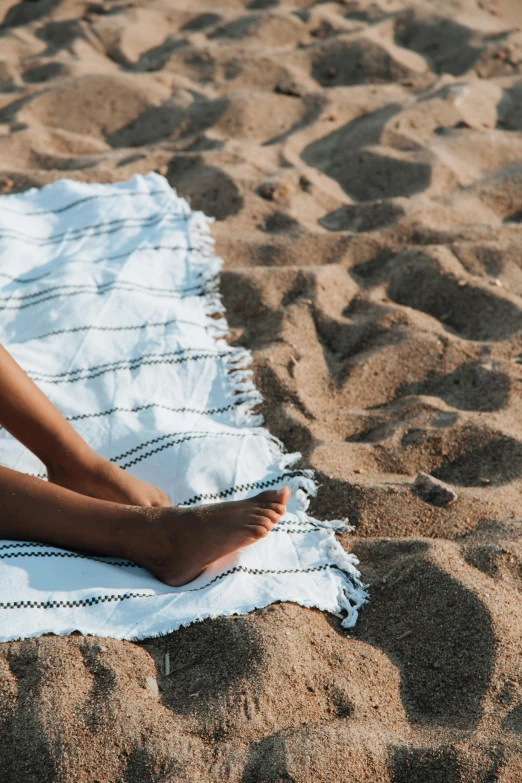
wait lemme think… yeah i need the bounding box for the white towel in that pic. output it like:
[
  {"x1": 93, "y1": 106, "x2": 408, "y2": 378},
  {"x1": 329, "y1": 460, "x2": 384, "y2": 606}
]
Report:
[{"x1": 0, "y1": 173, "x2": 367, "y2": 641}]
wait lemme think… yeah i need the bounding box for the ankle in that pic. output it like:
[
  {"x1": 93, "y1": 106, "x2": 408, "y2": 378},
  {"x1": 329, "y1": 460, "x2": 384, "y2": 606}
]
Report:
[{"x1": 123, "y1": 506, "x2": 170, "y2": 566}]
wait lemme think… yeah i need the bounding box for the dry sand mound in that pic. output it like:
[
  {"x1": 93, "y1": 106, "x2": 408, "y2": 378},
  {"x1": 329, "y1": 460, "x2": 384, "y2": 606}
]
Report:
[{"x1": 2, "y1": 0, "x2": 522, "y2": 780}]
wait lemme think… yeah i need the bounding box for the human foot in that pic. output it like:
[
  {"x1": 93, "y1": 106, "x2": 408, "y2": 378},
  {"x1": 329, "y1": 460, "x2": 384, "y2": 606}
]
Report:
[{"x1": 135, "y1": 487, "x2": 291, "y2": 586}]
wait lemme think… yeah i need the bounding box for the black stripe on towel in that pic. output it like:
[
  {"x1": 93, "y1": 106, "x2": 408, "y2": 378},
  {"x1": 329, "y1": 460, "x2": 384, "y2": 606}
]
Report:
[
  {"x1": 0, "y1": 212, "x2": 181, "y2": 246},
  {"x1": 29, "y1": 349, "x2": 229, "y2": 384},
  {"x1": 0, "y1": 244, "x2": 195, "y2": 285},
  {"x1": 272, "y1": 527, "x2": 318, "y2": 533},
  {"x1": 0, "y1": 399, "x2": 247, "y2": 431},
  {"x1": 0, "y1": 278, "x2": 202, "y2": 303},
  {"x1": 0, "y1": 564, "x2": 346, "y2": 610},
  {"x1": 0, "y1": 543, "x2": 51, "y2": 551},
  {"x1": 16, "y1": 432, "x2": 263, "y2": 477},
  {"x1": 114, "y1": 431, "x2": 265, "y2": 470},
  {"x1": 17, "y1": 318, "x2": 206, "y2": 343},
  {"x1": 0, "y1": 188, "x2": 179, "y2": 216},
  {"x1": 0, "y1": 550, "x2": 138, "y2": 568},
  {"x1": 0, "y1": 281, "x2": 204, "y2": 311},
  {"x1": 67, "y1": 400, "x2": 245, "y2": 423},
  {"x1": 179, "y1": 471, "x2": 308, "y2": 506}
]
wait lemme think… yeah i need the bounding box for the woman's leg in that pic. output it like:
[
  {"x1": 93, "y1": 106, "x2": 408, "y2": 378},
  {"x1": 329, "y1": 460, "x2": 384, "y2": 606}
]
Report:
[
  {"x1": 0, "y1": 343, "x2": 291, "y2": 584},
  {"x1": 0, "y1": 344, "x2": 170, "y2": 507},
  {"x1": 0, "y1": 465, "x2": 290, "y2": 585}
]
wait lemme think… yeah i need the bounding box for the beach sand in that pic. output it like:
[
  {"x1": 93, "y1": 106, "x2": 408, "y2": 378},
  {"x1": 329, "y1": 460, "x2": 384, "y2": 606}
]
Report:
[{"x1": 2, "y1": 0, "x2": 522, "y2": 780}]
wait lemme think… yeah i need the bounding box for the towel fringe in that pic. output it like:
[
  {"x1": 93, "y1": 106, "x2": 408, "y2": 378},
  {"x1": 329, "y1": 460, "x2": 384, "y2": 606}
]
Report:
[
  {"x1": 323, "y1": 537, "x2": 369, "y2": 629},
  {"x1": 171, "y1": 185, "x2": 369, "y2": 627}
]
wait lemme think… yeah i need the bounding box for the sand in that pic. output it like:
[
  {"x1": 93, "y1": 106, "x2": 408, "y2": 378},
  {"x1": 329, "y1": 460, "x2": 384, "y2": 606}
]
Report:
[{"x1": 1, "y1": 0, "x2": 522, "y2": 780}]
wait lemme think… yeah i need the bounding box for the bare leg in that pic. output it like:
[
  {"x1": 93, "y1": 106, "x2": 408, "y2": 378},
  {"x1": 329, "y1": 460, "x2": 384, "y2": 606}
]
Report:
[
  {"x1": 0, "y1": 343, "x2": 291, "y2": 583},
  {"x1": 0, "y1": 465, "x2": 290, "y2": 585},
  {"x1": 0, "y1": 344, "x2": 170, "y2": 507}
]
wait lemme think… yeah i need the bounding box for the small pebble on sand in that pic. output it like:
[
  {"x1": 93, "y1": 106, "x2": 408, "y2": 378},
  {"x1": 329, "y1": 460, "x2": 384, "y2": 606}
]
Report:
[{"x1": 413, "y1": 473, "x2": 458, "y2": 507}]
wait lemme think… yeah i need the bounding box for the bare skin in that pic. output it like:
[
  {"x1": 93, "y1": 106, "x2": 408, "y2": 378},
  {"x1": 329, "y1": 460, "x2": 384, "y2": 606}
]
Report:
[
  {"x1": 0, "y1": 345, "x2": 171, "y2": 507},
  {"x1": 0, "y1": 345, "x2": 290, "y2": 585},
  {"x1": 48, "y1": 453, "x2": 171, "y2": 508},
  {"x1": 143, "y1": 489, "x2": 291, "y2": 585}
]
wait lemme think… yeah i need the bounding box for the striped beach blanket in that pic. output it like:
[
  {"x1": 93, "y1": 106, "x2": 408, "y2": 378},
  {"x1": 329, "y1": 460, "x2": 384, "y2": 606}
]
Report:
[{"x1": 0, "y1": 173, "x2": 366, "y2": 641}]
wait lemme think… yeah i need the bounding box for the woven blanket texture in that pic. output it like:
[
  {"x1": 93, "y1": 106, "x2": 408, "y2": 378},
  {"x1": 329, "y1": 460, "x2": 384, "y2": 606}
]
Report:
[{"x1": 0, "y1": 173, "x2": 366, "y2": 641}]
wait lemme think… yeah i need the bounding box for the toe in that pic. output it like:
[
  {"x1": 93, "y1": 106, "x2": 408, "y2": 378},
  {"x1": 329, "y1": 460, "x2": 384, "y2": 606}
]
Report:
[
  {"x1": 257, "y1": 508, "x2": 280, "y2": 524},
  {"x1": 248, "y1": 518, "x2": 272, "y2": 538},
  {"x1": 259, "y1": 501, "x2": 286, "y2": 516},
  {"x1": 255, "y1": 486, "x2": 291, "y2": 505},
  {"x1": 276, "y1": 486, "x2": 291, "y2": 505},
  {"x1": 255, "y1": 489, "x2": 282, "y2": 502},
  {"x1": 251, "y1": 511, "x2": 277, "y2": 530}
]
